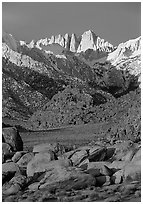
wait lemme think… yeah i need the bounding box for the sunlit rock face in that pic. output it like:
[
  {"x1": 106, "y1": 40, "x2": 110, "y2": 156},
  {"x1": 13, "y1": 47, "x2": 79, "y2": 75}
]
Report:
[
  {"x1": 107, "y1": 37, "x2": 141, "y2": 86},
  {"x1": 107, "y1": 36, "x2": 141, "y2": 65},
  {"x1": 77, "y1": 30, "x2": 114, "y2": 53}
]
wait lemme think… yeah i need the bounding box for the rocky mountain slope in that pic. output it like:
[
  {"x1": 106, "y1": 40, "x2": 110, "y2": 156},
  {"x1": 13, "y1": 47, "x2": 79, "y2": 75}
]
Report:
[
  {"x1": 107, "y1": 36, "x2": 141, "y2": 66},
  {"x1": 2, "y1": 31, "x2": 141, "y2": 121},
  {"x1": 27, "y1": 86, "x2": 140, "y2": 143},
  {"x1": 107, "y1": 37, "x2": 141, "y2": 84}
]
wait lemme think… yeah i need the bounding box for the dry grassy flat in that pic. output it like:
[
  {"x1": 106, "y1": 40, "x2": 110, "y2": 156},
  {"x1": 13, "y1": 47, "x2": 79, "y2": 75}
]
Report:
[
  {"x1": 20, "y1": 122, "x2": 111, "y2": 150},
  {"x1": 3, "y1": 118, "x2": 111, "y2": 150}
]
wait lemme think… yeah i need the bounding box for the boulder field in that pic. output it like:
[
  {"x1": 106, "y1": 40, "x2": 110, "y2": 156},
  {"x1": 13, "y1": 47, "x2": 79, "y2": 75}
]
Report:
[{"x1": 2, "y1": 126, "x2": 141, "y2": 202}]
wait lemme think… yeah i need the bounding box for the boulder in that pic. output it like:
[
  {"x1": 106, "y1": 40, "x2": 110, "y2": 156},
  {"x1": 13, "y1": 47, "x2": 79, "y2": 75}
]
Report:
[
  {"x1": 3, "y1": 175, "x2": 26, "y2": 196},
  {"x1": 131, "y1": 148, "x2": 141, "y2": 162},
  {"x1": 85, "y1": 168, "x2": 101, "y2": 177},
  {"x1": 78, "y1": 158, "x2": 89, "y2": 170},
  {"x1": 2, "y1": 162, "x2": 20, "y2": 175},
  {"x1": 111, "y1": 169, "x2": 123, "y2": 184},
  {"x1": 123, "y1": 160, "x2": 141, "y2": 182},
  {"x1": 17, "y1": 152, "x2": 34, "y2": 168},
  {"x1": 12, "y1": 151, "x2": 27, "y2": 163},
  {"x1": 87, "y1": 162, "x2": 113, "y2": 176},
  {"x1": 59, "y1": 149, "x2": 78, "y2": 160},
  {"x1": 2, "y1": 153, "x2": 5, "y2": 163},
  {"x1": 9, "y1": 174, "x2": 27, "y2": 187},
  {"x1": 111, "y1": 140, "x2": 134, "y2": 161},
  {"x1": 121, "y1": 149, "x2": 137, "y2": 162},
  {"x1": 70, "y1": 149, "x2": 88, "y2": 166},
  {"x1": 28, "y1": 182, "x2": 40, "y2": 191},
  {"x1": 108, "y1": 160, "x2": 128, "y2": 171},
  {"x1": 37, "y1": 163, "x2": 96, "y2": 190},
  {"x1": 2, "y1": 143, "x2": 13, "y2": 162},
  {"x1": 105, "y1": 147, "x2": 115, "y2": 160},
  {"x1": 2, "y1": 127, "x2": 23, "y2": 151},
  {"x1": 63, "y1": 173, "x2": 96, "y2": 191},
  {"x1": 3, "y1": 183, "x2": 21, "y2": 196},
  {"x1": 96, "y1": 175, "x2": 111, "y2": 186},
  {"x1": 2, "y1": 162, "x2": 21, "y2": 184},
  {"x1": 88, "y1": 146, "x2": 107, "y2": 162},
  {"x1": 27, "y1": 156, "x2": 71, "y2": 177}
]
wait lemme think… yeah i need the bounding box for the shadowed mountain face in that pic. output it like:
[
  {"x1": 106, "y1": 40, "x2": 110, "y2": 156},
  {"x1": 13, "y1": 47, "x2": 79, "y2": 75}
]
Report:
[
  {"x1": 2, "y1": 31, "x2": 18, "y2": 51},
  {"x1": 2, "y1": 31, "x2": 141, "y2": 120}
]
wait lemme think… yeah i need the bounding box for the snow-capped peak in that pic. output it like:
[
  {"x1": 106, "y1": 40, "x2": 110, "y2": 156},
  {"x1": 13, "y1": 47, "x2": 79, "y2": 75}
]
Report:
[{"x1": 107, "y1": 36, "x2": 141, "y2": 65}]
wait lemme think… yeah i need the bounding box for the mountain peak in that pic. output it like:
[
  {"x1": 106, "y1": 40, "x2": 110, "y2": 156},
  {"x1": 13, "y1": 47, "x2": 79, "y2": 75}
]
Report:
[
  {"x1": 83, "y1": 29, "x2": 96, "y2": 35},
  {"x1": 107, "y1": 36, "x2": 141, "y2": 65},
  {"x1": 4, "y1": 29, "x2": 115, "y2": 55},
  {"x1": 33, "y1": 30, "x2": 114, "y2": 54}
]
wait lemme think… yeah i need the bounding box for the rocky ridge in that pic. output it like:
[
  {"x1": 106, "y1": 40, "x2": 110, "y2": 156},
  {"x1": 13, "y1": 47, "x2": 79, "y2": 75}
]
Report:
[
  {"x1": 20, "y1": 30, "x2": 114, "y2": 54},
  {"x1": 107, "y1": 36, "x2": 141, "y2": 65}
]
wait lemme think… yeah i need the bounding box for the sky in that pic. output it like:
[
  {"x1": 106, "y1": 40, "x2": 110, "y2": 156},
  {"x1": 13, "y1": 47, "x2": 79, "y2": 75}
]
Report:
[{"x1": 2, "y1": 2, "x2": 141, "y2": 46}]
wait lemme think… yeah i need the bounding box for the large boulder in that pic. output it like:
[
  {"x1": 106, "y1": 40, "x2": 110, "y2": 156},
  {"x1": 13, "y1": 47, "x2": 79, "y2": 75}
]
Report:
[
  {"x1": 2, "y1": 127, "x2": 23, "y2": 151},
  {"x1": 123, "y1": 161, "x2": 141, "y2": 182},
  {"x1": 3, "y1": 174, "x2": 26, "y2": 196},
  {"x1": 17, "y1": 152, "x2": 34, "y2": 168},
  {"x1": 27, "y1": 155, "x2": 70, "y2": 177},
  {"x1": 2, "y1": 162, "x2": 20, "y2": 175},
  {"x1": 12, "y1": 151, "x2": 27, "y2": 163},
  {"x1": 111, "y1": 169, "x2": 123, "y2": 184},
  {"x1": 70, "y1": 149, "x2": 88, "y2": 166},
  {"x1": 96, "y1": 175, "x2": 111, "y2": 187},
  {"x1": 87, "y1": 162, "x2": 113, "y2": 177},
  {"x1": 108, "y1": 160, "x2": 128, "y2": 171},
  {"x1": 35, "y1": 161, "x2": 96, "y2": 190},
  {"x1": 131, "y1": 148, "x2": 141, "y2": 162},
  {"x1": 2, "y1": 143, "x2": 13, "y2": 162},
  {"x1": 2, "y1": 162, "x2": 21, "y2": 184},
  {"x1": 111, "y1": 141, "x2": 136, "y2": 161},
  {"x1": 88, "y1": 146, "x2": 107, "y2": 162}
]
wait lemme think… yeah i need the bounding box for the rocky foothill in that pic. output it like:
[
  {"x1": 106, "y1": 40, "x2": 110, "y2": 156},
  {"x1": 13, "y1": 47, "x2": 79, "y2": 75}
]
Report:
[
  {"x1": 27, "y1": 86, "x2": 140, "y2": 144},
  {"x1": 2, "y1": 125, "x2": 141, "y2": 202}
]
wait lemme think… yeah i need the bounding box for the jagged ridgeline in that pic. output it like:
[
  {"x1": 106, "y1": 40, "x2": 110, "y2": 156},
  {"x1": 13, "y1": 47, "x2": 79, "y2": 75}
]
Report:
[{"x1": 2, "y1": 30, "x2": 141, "y2": 133}]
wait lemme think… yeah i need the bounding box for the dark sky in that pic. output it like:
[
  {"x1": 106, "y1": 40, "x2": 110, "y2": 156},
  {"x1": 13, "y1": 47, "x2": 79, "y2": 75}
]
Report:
[{"x1": 2, "y1": 2, "x2": 141, "y2": 46}]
